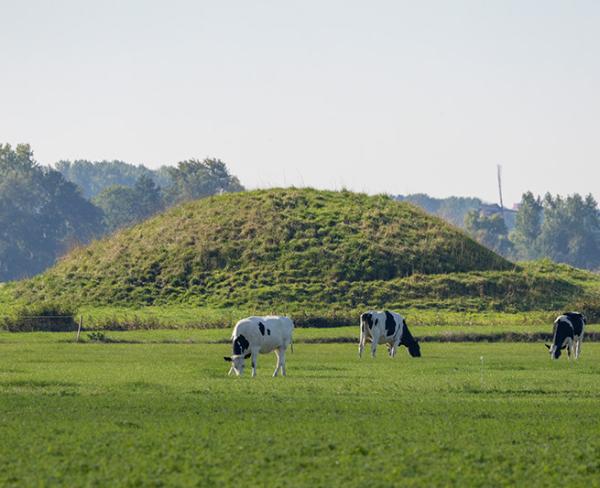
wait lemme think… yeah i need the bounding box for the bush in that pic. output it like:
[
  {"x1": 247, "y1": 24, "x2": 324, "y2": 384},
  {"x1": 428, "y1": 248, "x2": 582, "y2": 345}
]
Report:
[
  {"x1": 571, "y1": 295, "x2": 600, "y2": 324},
  {"x1": 87, "y1": 332, "x2": 109, "y2": 342},
  {"x1": 2, "y1": 303, "x2": 77, "y2": 332}
]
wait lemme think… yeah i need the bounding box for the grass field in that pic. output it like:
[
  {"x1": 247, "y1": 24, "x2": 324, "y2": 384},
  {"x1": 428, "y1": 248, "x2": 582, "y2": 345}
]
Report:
[{"x1": 1, "y1": 331, "x2": 600, "y2": 486}]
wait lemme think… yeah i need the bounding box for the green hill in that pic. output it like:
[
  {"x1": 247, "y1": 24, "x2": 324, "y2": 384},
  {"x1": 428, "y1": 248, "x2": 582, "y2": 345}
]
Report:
[{"x1": 8, "y1": 188, "x2": 600, "y2": 323}]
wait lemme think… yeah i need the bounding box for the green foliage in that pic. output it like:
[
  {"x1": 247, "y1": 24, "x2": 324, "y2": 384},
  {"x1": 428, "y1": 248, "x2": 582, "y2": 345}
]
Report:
[
  {"x1": 55, "y1": 159, "x2": 168, "y2": 199},
  {"x1": 86, "y1": 331, "x2": 109, "y2": 342},
  {"x1": 507, "y1": 192, "x2": 600, "y2": 269},
  {"x1": 93, "y1": 175, "x2": 164, "y2": 232},
  {"x1": 464, "y1": 210, "x2": 514, "y2": 256},
  {"x1": 15, "y1": 188, "x2": 519, "y2": 311},
  {"x1": 59, "y1": 157, "x2": 243, "y2": 235},
  {"x1": 5, "y1": 188, "x2": 600, "y2": 322},
  {"x1": 0, "y1": 143, "x2": 104, "y2": 281},
  {"x1": 0, "y1": 148, "x2": 245, "y2": 280},
  {"x1": 163, "y1": 158, "x2": 244, "y2": 206},
  {"x1": 537, "y1": 193, "x2": 600, "y2": 269},
  {"x1": 397, "y1": 194, "x2": 482, "y2": 228},
  {"x1": 511, "y1": 191, "x2": 543, "y2": 259},
  {"x1": 0, "y1": 339, "x2": 600, "y2": 486},
  {"x1": 1, "y1": 302, "x2": 76, "y2": 331}
]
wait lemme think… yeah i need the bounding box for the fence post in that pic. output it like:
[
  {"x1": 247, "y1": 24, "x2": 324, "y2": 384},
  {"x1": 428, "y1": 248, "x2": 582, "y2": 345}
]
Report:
[{"x1": 76, "y1": 315, "x2": 83, "y2": 342}]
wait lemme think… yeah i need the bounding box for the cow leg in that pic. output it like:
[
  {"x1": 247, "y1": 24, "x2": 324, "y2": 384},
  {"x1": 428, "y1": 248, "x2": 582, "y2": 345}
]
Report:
[
  {"x1": 251, "y1": 350, "x2": 259, "y2": 377},
  {"x1": 359, "y1": 327, "x2": 366, "y2": 358},
  {"x1": 371, "y1": 340, "x2": 377, "y2": 358},
  {"x1": 279, "y1": 347, "x2": 287, "y2": 376},
  {"x1": 273, "y1": 349, "x2": 281, "y2": 377}
]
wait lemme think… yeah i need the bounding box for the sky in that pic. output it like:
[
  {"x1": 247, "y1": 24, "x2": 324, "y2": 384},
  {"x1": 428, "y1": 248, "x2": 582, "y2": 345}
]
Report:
[{"x1": 2, "y1": 0, "x2": 599, "y2": 206}]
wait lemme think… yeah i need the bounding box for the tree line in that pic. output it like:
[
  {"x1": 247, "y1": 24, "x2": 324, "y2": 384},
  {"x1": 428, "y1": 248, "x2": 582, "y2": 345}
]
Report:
[
  {"x1": 0, "y1": 143, "x2": 243, "y2": 281},
  {"x1": 2, "y1": 142, "x2": 599, "y2": 281},
  {"x1": 401, "y1": 192, "x2": 600, "y2": 271},
  {"x1": 464, "y1": 192, "x2": 600, "y2": 270}
]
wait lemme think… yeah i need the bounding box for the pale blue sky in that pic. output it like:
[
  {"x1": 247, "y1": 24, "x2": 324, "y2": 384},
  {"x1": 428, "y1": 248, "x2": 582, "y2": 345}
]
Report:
[{"x1": 2, "y1": 0, "x2": 599, "y2": 205}]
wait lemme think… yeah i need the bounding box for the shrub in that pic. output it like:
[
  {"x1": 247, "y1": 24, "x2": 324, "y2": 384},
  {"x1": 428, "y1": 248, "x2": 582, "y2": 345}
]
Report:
[
  {"x1": 2, "y1": 303, "x2": 77, "y2": 332},
  {"x1": 570, "y1": 295, "x2": 600, "y2": 324}
]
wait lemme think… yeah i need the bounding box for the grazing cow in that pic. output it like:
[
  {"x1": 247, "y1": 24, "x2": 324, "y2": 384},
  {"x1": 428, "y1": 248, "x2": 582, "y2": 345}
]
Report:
[
  {"x1": 359, "y1": 310, "x2": 421, "y2": 358},
  {"x1": 545, "y1": 312, "x2": 586, "y2": 360},
  {"x1": 224, "y1": 316, "x2": 294, "y2": 377}
]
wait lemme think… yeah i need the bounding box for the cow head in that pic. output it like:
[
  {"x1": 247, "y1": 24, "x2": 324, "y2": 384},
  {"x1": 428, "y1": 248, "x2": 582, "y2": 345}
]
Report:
[
  {"x1": 408, "y1": 339, "x2": 421, "y2": 357},
  {"x1": 545, "y1": 343, "x2": 566, "y2": 360},
  {"x1": 224, "y1": 353, "x2": 252, "y2": 376}
]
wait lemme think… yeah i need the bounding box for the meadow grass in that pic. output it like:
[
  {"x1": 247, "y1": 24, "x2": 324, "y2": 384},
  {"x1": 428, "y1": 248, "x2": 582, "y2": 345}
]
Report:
[
  {"x1": 2, "y1": 323, "x2": 600, "y2": 345},
  {"x1": 1, "y1": 334, "x2": 599, "y2": 486}
]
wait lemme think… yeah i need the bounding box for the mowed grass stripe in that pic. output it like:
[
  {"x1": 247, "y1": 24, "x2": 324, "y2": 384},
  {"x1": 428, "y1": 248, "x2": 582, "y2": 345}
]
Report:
[{"x1": 0, "y1": 341, "x2": 599, "y2": 486}]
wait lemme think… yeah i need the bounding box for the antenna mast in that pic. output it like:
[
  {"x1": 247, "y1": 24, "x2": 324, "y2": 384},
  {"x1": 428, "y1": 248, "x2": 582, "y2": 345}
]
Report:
[{"x1": 497, "y1": 164, "x2": 505, "y2": 219}]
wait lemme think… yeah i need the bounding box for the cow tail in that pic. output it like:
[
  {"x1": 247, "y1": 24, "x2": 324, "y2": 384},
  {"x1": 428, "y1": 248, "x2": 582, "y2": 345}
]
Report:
[{"x1": 290, "y1": 337, "x2": 294, "y2": 353}]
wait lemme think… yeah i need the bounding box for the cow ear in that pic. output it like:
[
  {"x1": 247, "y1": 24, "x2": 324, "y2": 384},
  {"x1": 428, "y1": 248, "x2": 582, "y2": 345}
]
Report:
[
  {"x1": 244, "y1": 353, "x2": 251, "y2": 359},
  {"x1": 544, "y1": 344, "x2": 551, "y2": 349},
  {"x1": 560, "y1": 345, "x2": 567, "y2": 350},
  {"x1": 223, "y1": 356, "x2": 232, "y2": 362}
]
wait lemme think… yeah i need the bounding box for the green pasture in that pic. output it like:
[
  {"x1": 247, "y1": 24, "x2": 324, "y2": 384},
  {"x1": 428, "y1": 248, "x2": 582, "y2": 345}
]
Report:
[
  {"x1": 1, "y1": 333, "x2": 599, "y2": 487},
  {"x1": 2, "y1": 322, "x2": 600, "y2": 346}
]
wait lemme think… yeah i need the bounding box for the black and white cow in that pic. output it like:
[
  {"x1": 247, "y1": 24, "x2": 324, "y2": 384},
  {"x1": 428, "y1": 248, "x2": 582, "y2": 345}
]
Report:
[
  {"x1": 545, "y1": 312, "x2": 586, "y2": 360},
  {"x1": 224, "y1": 316, "x2": 294, "y2": 377},
  {"x1": 359, "y1": 310, "x2": 421, "y2": 358}
]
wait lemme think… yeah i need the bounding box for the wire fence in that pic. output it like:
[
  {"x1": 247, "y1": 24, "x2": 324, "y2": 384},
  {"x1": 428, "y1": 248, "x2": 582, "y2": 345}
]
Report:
[{"x1": 0, "y1": 314, "x2": 83, "y2": 339}]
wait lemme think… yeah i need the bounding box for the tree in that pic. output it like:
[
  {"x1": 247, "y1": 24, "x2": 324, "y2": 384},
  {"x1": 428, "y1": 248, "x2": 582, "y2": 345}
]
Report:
[
  {"x1": 396, "y1": 194, "x2": 482, "y2": 228},
  {"x1": 0, "y1": 143, "x2": 104, "y2": 281},
  {"x1": 133, "y1": 174, "x2": 164, "y2": 218},
  {"x1": 513, "y1": 192, "x2": 600, "y2": 270},
  {"x1": 511, "y1": 191, "x2": 543, "y2": 259},
  {"x1": 93, "y1": 175, "x2": 164, "y2": 233},
  {"x1": 56, "y1": 159, "x2": 166, "y2": 199},
  {"x1": 164, "y1": 158, "x2": 244, "y2": 206},
  {"x1": 464, "y1": 210, "x2": 513, "y2": 256}
]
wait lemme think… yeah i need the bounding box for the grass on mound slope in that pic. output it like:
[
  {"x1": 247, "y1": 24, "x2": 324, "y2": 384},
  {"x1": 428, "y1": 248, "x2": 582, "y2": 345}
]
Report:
[
  {"x1": 7, "y1": 189, "x2": 600, "y2": 323},
  {"x1": 17, "y1": 188, "x2": 512, "y2": 306}
]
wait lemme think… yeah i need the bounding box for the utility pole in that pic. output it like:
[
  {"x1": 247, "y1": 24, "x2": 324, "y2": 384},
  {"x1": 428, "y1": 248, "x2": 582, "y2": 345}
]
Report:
[{"x1": 497, "y1": 164, "x2": 505, "y2": 220}]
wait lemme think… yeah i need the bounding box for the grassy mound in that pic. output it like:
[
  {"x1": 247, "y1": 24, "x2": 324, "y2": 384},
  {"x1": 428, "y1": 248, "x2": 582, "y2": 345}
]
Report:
[{"x1": 7, "y1": 188, "x2": 600, "y2": 322}]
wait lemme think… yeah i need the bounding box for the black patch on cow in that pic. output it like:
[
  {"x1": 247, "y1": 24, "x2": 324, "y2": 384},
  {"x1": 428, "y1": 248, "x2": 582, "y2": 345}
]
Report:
[
  {"x1": 361, "y1": 313, "x2": 373, "y2": 330},
  {"x1": 233, "y1": 334, "x2": 250, "y2": 355},
  {"x1": 258, "y1": 322, "x2": 265, "y2": 335},
  {"x1": 267, "y1": 329, "x2": 271, "y2": 335},
  {"x1": 384, "y1": 311, "x2": 396, "y2": 337},
  {"x1": 399, "y1": 320, "x2": 421, "y2": 357},
  {"x1": 550, "y1": 319, "x2": 574, "y2": 359},
  {"x1": 562, "y1": 312, "x2": 586, "y2": 337}
]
